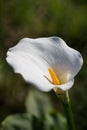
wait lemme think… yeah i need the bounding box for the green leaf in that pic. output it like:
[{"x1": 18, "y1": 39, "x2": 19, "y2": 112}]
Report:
[
  {"x1": 1, "y1": 114, "x2": 32, "y2": 130},
  {"x1": 25, "y1": 90, "x2": 53, "y2": 117},
  {"x1": 1, "y1": 113, "x2": 67, "y2": 130},
  {"x1": 50, "y1": 112, "x2": 68, "y2": 130}
]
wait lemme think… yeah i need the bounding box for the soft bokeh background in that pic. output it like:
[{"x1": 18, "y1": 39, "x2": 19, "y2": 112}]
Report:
[{"x1": 0, "y1": 0, "x2": 87, "y2": 130}]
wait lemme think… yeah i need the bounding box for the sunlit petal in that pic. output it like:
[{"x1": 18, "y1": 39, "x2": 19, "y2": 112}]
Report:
[{"x1": 6, "y1": 37, "x2": 83, "y2": 91}]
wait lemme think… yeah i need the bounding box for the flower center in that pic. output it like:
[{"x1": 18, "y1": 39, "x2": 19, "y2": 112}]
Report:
[{"x1": 48, "y1": 68, "x2": 60, "y2": 85}]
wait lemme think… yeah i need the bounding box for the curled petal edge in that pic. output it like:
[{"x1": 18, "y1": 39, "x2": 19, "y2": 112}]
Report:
[
  {"x1": 54, "y1": 78, "x2": 74, "y2": 91},
  {"x1": 31, "y1": 78, "x2": 74, "y2": 92}
]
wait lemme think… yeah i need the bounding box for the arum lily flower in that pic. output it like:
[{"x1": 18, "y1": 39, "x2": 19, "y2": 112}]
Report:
[{"x1": 6, "y1": 37, "x2": 83, "y2": 92}]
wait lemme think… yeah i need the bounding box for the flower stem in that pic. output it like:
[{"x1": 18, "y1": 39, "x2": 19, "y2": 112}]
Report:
[{"x1": 55, "y1": 90, "x2": 76, "y2": 130}]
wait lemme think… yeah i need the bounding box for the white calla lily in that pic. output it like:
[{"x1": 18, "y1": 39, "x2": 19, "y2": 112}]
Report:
[{"x1": 6, "y1": 37, "x2": 83, "y2": 92}]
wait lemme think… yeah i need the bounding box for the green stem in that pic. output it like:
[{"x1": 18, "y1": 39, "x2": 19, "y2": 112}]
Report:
[
  {"x1": 55, "y1": 90, "x2": 76, "y2": 130},
  {"x1": 62, "y1": 91, "x2": 76, "y2": 130}
]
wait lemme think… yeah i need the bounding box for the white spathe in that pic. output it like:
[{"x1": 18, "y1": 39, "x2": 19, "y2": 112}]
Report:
[{"x1": 6, "y1": 37, "x2": 83, "y2": 91}]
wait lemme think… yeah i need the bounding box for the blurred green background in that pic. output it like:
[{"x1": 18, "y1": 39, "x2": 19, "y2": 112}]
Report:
[{"x1": 0, "y1": 0, "x2": 87, "y2": 130}]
